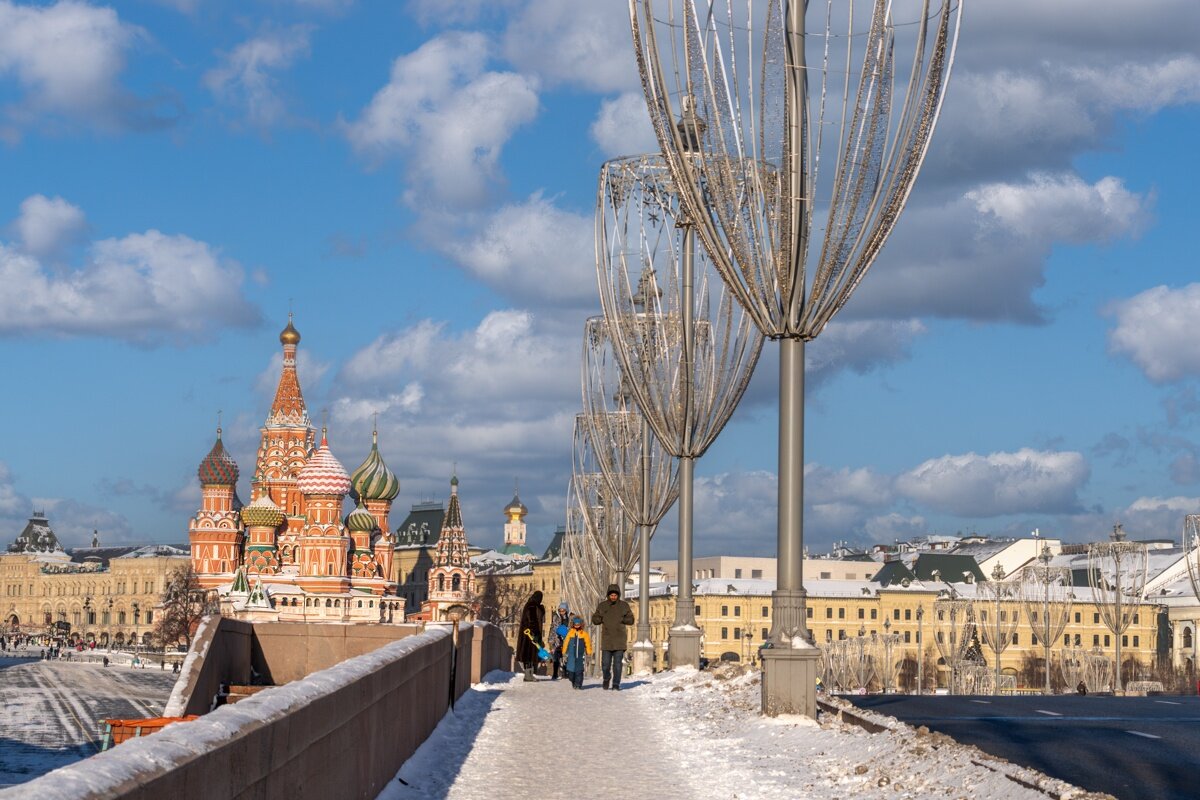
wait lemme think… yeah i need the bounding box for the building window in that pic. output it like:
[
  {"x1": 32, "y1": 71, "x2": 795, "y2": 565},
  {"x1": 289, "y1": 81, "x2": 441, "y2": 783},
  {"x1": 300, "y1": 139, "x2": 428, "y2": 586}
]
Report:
[
  {"x1": 820, "y1": 571, "x2": 831, "y2": 579},
  {"x1": 733, "y1": 607, "x2": 741, "y2": 617},
  {"x1": 1074, "y1": 612, "x2": 1081, "y2": 623},
  {"x1": 1122, "y1": 635, "x2": 1128, "y2": 648},
  {"x1": 904, "y1": 609, "x2": 911, "y2": 621},
  {"x1": 721, "y1": 627, "x2": 728, "y2": 639},
  {"x1": 1104, "y1": 635, "x2": 1110, "y2": 647},
  {"x1": 893, "y1": 609, "x2": 901, "y2": 620},
  {"x1": 145, "y1": 611, "x2": 152, "y2": 624},
  {"x1": 752, "y1": 570, "x2": 763, "y2": 579},
  {"x1": 761, "y1": 606, "x2": 768, "y2": 616},
  {"x1": 857, "y1": 608, "x2": 865, "y2": 619},
  {"x1": 838, "y1": 629, "x2": 846, "y2": 640},
  {"x1": 838, "y1": 607, "x2": 845, "y2": 619},
  {"x1": 761, "y1": 627, "x2": 768, "y2": 640},
  {"x1": 825, "y1": 629, "x2": 832, "y2": 642},
  {"x1": 695, "y1": 605, "x2": 700, "y2": 615},
  {"x1": 806, "y1": 607, "x2": 813, "y2": 618},
  {"x1": 734, "y1": 569, "x2": 742, "y2": 578},
  {"x1": 1133, "y1": 635, "x2": 1139, "y2": 647},
  {"x1": 1133, "y1": 613, "x2": 1139, "y2": 625},
  {"x1": 733, "y1": 628, "x2": 741, "y2": 640},
  {"x1": 1093, "y1": 634, "x2": 1100, "y2": 646},
  {"x1": 1074, "y1": 634, "x2": 1081, "y2": 646},
  {"x1": 1094, "y1": 613, "x2": 1100, "y2": 624},
  {"x1": 870, "y1": 609, "x2": 877, "y2": 620},
  {"x1": 721, "y1": 605, "x2": 728, "y2": 616},
  {"x1": 118, "y1": 612, "x2": 126, "y2": 624},
  {"x1": 904, "y1": 631, "x2": 911, "y2": 643}
]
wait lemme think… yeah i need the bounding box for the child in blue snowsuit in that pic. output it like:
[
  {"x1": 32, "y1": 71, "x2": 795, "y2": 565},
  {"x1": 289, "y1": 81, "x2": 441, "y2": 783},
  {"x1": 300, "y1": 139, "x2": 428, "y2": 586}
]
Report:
[{"x1": 561, "y1": 615, "x2": 592, "y2": 690}]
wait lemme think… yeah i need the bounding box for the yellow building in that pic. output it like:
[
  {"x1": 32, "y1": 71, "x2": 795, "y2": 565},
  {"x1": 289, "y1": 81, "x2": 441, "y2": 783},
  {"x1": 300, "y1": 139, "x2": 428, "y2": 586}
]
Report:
[
  {"x1": 2, "y1": 513, "x2": 188, "y2": 647},
  {"x1": 641, "y1": 577, "x2": 1161, "y2": 688}
]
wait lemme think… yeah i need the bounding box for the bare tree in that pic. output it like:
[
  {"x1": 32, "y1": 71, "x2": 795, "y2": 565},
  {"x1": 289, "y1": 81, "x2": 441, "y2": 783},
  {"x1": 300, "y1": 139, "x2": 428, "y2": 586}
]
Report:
[{"x1": 153, "y1": 565, "x2": 216, "y2": 650}]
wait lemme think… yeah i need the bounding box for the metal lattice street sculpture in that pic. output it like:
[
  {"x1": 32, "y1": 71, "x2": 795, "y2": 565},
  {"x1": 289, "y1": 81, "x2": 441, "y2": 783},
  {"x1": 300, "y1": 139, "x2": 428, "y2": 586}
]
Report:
[
  {"x1": 572, "y1": 425, "x2": 642, "y2": 593},
  {"x1": 629, "y1": 0, "x2": 963, "y2": 705},
  {"x1": 1184, "y1": 515, "x2": 1200, "y2": 605},
  {"x1": 581, "y1": 318, "x2": 681, "y2": 668},
  {"x1": 1061, "y1": 645, "x2": 1113, "y2": 693},
  {"x1": 978, "y1": 564, "x2": 1021, "y2": 696},
  {"x1": 1088, "y1": 524, "x2": 1148, "y2": 693},
  {"x1": 1020, "y1": 544, "x2": 1073, "y2": 695},
  {"x1": 596, "y1": 155, "x2": 762, "y2": 668},
  {"x1": 872, "y1": 627, "x2": 901, "y2": 693},
  {"x1": 932, "y1": 598, "x2": 974, "y2": 694}
]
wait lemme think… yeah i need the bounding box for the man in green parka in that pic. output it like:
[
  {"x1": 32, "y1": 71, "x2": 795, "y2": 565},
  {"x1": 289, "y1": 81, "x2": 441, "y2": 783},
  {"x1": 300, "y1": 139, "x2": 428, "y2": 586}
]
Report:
[{"x1": 591, "y1": 583, "x2": 634, "y2": 690}]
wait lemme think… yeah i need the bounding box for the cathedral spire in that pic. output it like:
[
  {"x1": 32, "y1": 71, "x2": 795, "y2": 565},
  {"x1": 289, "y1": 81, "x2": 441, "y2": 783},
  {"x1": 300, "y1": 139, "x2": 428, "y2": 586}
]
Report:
[{"x1": 268, "y1": 314, "x2": 308, "y2": 427}]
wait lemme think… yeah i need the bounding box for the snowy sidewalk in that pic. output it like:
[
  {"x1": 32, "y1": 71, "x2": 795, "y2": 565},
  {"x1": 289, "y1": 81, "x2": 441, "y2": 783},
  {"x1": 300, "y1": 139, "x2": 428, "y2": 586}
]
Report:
[
  {"x1": 381, "y1": 666, "x2": 1107, "y2": 800},
  {"x1": 382, "y1": 673, "x2": 697, "y2": 799}
]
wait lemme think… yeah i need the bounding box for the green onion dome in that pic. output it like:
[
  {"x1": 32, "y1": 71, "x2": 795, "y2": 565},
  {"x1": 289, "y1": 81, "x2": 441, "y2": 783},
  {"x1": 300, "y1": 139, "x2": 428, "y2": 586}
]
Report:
[
  {"x1": 345, "y1": 500, "x2": 377, "y2": 533},
  {"x1": 350, "y1": 430, "x2": 400, "y2": 502},
  {"x1": 198, "y1": 429, "x2": 239, "y2": 486},
  {"x1": 241, "y1": 495, "x2": 284, "y2": 528}
]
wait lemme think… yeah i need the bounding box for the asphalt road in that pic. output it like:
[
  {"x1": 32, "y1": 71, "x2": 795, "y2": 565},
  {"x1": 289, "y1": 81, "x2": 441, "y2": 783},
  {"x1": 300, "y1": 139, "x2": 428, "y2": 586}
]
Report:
[
  {"x1": 0, "y1": 657, "x2": 176, "y2": 790},
  {"x1": 845, "y1": 694, "x2": 1200, "y2": 800}
]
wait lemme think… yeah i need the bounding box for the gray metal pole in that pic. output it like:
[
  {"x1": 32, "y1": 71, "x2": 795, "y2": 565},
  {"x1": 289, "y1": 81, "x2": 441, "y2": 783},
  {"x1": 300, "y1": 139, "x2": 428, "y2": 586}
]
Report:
[
  {"x1": 668, "y1": 221, "x2": 701, "y2": 668},
  {"x1": 770, "y1": 336, "x2": 809, "y2": 645},
  {"x1": 636, "y1": 416, "x2": 652, "y2": 656}
]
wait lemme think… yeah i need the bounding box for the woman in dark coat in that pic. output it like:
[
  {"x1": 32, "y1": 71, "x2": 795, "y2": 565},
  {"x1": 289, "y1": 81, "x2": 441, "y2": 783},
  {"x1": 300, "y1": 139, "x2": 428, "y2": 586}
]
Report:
[{"x1": 516, "y1": 590, "x2": 545, "y2": 682}]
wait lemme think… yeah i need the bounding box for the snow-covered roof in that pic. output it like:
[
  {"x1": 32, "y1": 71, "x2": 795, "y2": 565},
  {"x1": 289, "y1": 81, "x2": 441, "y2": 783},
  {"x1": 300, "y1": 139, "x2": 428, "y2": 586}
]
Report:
[{"x1": 116, "y1": 544, "x2": 189, "y2": 559}]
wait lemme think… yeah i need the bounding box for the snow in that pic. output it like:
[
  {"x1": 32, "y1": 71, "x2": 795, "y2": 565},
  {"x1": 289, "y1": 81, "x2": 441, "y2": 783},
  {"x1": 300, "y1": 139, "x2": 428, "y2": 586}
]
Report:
[
  {"x1": 0, "y1": 658, "x2": 176, "y2": 792},
  {"x1": 381, "y1": 665, "x2": 1101, "y2": 800},
  {"x1": 5, "y1": 628, "x2": 450, "y2": 799}
]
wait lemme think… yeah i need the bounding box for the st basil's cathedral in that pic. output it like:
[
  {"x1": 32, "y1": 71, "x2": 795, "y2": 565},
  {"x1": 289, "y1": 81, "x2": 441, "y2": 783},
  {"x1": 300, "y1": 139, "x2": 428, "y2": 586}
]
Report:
[{"x1": 187, "y1": 316, "x2": 410, "y2": 623}]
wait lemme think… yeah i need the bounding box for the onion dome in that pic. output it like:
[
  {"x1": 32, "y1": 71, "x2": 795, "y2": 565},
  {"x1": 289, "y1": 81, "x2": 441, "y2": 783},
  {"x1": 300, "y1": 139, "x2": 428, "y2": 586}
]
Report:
[
  {"x1": 280, "y1": 314, "x2": 301, "y2": 346},
  {"x1": 504, "y1": 494, "x2": 527, "y2": 517},
  {"x1": 296, "y1": 428, "x2": 351, "y2": 497},
  {"x1": 198, "y1": 429, "x2": 239, "y2": 486},
  {"x1": 345, "y1": 500, "x2": 377, "y2": 533},
  {"x1": 241, "y1": 494, "x2": 284, "y2": 528},
  {"x1": 351, "y1": 429, "x2": 400, "y2": 502}
]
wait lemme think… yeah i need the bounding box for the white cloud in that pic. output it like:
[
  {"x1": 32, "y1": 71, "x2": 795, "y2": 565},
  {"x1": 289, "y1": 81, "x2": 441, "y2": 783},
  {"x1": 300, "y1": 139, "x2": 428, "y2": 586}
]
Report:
[
  {"x1": 0, "y1": 461, "x2": 24, "y2": 517},
  {"x1": 255, "y1": 348, "x2": 332, "y2": 399},
  {"x1": 967, "y1": 173, "x2": 1150, "y2": 244},
  {"x1": 806, "y1": 320, "x2": 927, "y2": 386},
  {"x1": 864, "y1": 513, "x2": 928, "y2": 542},
  {"x1": 0, "y1": 200, "x2": 260, "y2": 342},
  {"x1": 204, "y1": 26, "x2": 313, "y2": 129},
  {"x1": 11, "y1": 194, "x2": 86, "y2": 260},
  {"x1": 0, "y1": 0, "x2": 142, "y2": 135},
  {"x1": 407, "y1": 0, "x2": 520, "y2": 25},
  {"x1": 342, "y1": 32, "x2": 539, "y2": 208},
  {"x1": 590, "y1": 91, "x2": 657, "y2": 157},
  {"x1": 846, "y1": 174, "x2": 1151, "y2": 324},
  {"x1": 896, "y1": 448, "x2": 1090, "y2": 517},
  {"x1": 501, "y1": 0, "x2": 637, "y2": 93},
  {"x1": 442, "y1": 193, "x2": 594, "y2": 306},
  {"x1": 1107, "y1": 284, "x2": 1200, "y2": 383}
]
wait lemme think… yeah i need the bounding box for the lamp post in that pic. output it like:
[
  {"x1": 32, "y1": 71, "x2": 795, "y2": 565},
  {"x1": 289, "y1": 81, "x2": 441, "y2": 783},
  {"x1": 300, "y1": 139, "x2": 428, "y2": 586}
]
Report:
[
  {"x1": 916, "y1": 605, "x2": 925, "y2": 695},
  {"x1": 106, "y1": 598, "x2": 114, "y2": 650},
  {"x1": 132, "y1": 601, "x2": 140, "y2": 665}
]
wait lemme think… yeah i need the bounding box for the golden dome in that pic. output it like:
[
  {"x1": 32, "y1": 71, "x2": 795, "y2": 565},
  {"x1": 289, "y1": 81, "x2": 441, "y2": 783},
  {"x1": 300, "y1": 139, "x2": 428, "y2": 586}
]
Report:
[{"x1": 279, "y1": 315, "x2": 301, "y2": 346}]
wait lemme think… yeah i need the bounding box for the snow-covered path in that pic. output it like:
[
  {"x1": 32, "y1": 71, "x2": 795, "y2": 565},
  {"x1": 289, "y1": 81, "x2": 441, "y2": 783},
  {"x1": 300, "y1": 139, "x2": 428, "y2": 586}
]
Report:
[
  {"x1": 383, "y1": 674, "x2": 696, "y2": 799},
  {"x1": 382, "y1": 665, "x2": 1109, "y2": 800}
]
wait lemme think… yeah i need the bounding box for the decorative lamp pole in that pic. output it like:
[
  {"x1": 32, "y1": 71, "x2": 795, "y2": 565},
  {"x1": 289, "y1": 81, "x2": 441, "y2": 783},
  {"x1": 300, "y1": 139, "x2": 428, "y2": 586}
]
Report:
[
  {"x1": 979, "y1": 563, "x2": 1020, "y2": 695},
  {"x1": 132, "y1": 601, "x2": 140, "y2": 663},
  {"x1": 629, "y1": 0, "x2": 963, "y2": 716},
  {"x1": 1020, "y1": 542, "x2": 1073, "y2": 695},
  {"x1": 596, "y1": 154, "x2": 761, "y2": 671},
  {"x1": 916, "y1": 604, "x2": 925, "y2": 695},
  {"x1": 1087, "y1": 524, "x2": 1147, "y2": 693}
]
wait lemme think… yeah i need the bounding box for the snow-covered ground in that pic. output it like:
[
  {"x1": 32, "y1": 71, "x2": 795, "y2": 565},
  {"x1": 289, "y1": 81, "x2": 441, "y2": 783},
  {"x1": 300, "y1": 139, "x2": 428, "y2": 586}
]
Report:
[
  {"x1": 382, "y1": 665, "x2": 1114, "y2": 800},
  {"x1": 0, "y1": 658, "x2": 176, "y2": 791}
]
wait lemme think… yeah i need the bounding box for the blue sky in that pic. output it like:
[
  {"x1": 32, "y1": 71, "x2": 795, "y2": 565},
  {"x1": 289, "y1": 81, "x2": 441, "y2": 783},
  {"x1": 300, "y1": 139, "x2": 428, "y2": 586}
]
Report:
[{"x1": 0, "y1": 0, "x2": 1198, "y2": 559}]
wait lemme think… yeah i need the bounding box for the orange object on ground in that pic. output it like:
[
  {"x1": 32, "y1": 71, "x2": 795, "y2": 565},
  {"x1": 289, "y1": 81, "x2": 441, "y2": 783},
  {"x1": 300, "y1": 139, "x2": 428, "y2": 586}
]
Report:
[{"x1": 102, "y1": 716, "x2": 198, "y2": 749}]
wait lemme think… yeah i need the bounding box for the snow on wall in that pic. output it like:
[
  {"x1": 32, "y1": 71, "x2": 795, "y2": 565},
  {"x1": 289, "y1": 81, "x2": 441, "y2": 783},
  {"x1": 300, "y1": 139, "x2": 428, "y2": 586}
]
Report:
[{"x1": 8, "y1": 627, "x2": 450, "y2": 800}]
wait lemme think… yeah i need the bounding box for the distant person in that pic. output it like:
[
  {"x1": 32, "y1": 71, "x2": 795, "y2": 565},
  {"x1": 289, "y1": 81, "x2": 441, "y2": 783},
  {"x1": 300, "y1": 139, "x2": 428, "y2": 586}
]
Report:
[
  {"x1": 591, "y1": 584, "x2": 634, "y2": 691},
  {"x1": 561, "y1": 615, "x2": 592, "y2": 690},
  {"x1": 1077, "y1": 681, "x2": 1087, "y2": 696},
  {"x1": 516, "y1": 590, "x2": 545, "y2": 682},
  {"x1": 102, "y1": 656, "x2": 109, "y2": 668},
  {"x1": 546, "y1": 603, "x2": 571, "y2": 681}
]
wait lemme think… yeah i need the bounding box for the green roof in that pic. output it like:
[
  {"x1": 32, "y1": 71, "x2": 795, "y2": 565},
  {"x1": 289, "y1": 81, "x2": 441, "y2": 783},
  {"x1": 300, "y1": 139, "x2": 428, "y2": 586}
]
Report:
[
  {"x1": 871, "y1": 560, "x2": 916, "y2": 587},
  {"x1": 500, "y1": 542, "x2": 535, "y2": 557},
  {"x1": 394, "y1": 501, "x2": 444, "y2": 547},
  {"x1": 912, "y1": 553, "x2": 986, "y2": 583},
  {"x1": 539, "y1": 527, "x2": 564, "y2": 562}
]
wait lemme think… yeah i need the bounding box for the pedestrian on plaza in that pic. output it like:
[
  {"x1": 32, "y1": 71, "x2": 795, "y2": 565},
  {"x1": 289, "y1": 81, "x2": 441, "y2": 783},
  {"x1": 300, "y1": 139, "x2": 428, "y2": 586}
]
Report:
[
  {"x1": 516, "y1": 590, "x2": 546, "y2": 682},
  {"x1": 546, "y1": 602, "x2": 571, "y2": 681},
  {"x1": 561, "y1": 615, "x2": 592, "y2": 690},
  {"x1": 591, "y1": 583, "x2": 634, "y2": 691}
]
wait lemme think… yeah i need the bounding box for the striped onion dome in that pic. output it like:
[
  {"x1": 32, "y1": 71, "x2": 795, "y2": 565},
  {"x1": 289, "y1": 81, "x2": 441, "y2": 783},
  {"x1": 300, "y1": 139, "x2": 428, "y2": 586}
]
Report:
[
  {"x1": 350, "y1": 429, "x2": 400, "y2": 502},
  {"x1": 345, "y1": 500, "x2": 377, "y2": 532},
  {"x1": 198, "y1": 429, "x2": 239, "y2": 486},
  {"x1": 296, "y1": 429, "x2": 351, "y2": 497},
  {"x1": 241, "y1": 494, "x2": 284, "y2": 528}
]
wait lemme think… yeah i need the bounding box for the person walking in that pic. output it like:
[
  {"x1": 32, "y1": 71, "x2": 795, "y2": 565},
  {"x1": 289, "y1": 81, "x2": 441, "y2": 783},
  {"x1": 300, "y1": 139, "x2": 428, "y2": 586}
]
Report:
[
  {"x1": 546, "y1": 602, "x2": 571, "y2": 681},
  {"x1": 591, "y1": 583, "x2": 634, "y2": 690},
  {"x1": 561, "y1": 615, "x2": 592, "y2": 690},
  {"x1": 516, "y1": 590, "x2": 546, "y2": 682}
]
